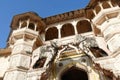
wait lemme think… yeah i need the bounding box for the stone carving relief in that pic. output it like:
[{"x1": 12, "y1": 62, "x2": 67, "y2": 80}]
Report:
[
  {"x1": 31, "y1": 34, "x2": 100, "y2": 69},
  {"x1": 53, "y1": 34, "x2": 99, "y2": 62},
  {"x1": 30, "y1": 44, "x2": 56, "y2": 69},
  {"x1": 29, "y1": 34, "x2": 107, "y2": 80}
]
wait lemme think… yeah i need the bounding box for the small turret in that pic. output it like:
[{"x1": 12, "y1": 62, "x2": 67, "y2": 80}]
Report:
[{"x1": 4, "y1": 12, "x2": 46, "y2": 80}]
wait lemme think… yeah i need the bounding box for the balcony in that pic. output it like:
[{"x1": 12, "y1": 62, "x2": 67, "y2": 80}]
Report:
[
  {"x1": 12, "y1": 27, "x2": 39, "y2": 37},
  {"x1": 92, "y1": 6, "x2": 120, "y2": 26},
  {"x1": 45, "y1": 32, "x2": 93, "y2": 46}
]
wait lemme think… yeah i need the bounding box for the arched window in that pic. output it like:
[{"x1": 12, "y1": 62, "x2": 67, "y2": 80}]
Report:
[
  {"x1": 102, "y1": 2, "x2": 111, "y2": 9},
  {"x1": 28, "y1": 23, "x2": 35, "y2": 30},
  {"x1": 61, "y1": 23, "x2": 75, "y2": 37},
  {"x1": 95, "y1": 5, "x2": 101, "y2": 14},
  {"x1": 76, "y1": 20, "x2": 92, "y2": 34},
  {"x1": 45, "y1": 27, "x2": 58, "y2": 41},
  {"x1": 86, "y1": 9, "x2": 95, "y2": 19},
  {"x1": 21, "y1": 21, "x2": 27, "y2": 28}
]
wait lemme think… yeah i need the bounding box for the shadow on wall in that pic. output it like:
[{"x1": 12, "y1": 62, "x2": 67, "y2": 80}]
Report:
[{"x1": 0, "y1": 77, "x2": 3, "y2": 80}]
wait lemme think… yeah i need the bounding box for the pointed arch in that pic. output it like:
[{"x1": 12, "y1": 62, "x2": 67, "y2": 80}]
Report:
[
  {"x1": 58, "y1": 63, "x2": 89, "y2": 80},
  {"x1": 61, "y1": 66, "x2": 88, "y2": 80}
]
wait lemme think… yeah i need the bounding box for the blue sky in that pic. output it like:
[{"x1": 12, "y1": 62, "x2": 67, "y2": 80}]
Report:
[{"x1": 0, "y1": 0, "x2": 89, "y2": 48}]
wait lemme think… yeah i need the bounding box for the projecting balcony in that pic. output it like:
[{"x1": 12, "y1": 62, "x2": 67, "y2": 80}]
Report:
[
  {"x1": 12, "y1": 27, "x2": 39, "y2": 37},
  {"x1": 92, "y1": 6, "x2": 120, "y2": 26},
  {"x1": 9, "y1": 27, "x2": 43, "y2": 47}
]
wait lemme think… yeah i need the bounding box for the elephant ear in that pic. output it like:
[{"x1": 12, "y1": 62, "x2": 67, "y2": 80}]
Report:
[
  {"x1": 50, "y1": 39, "x2": 59, "y2": 48},
  {"x1": 40, "y1": 46, "x2": 47, "y2": 54},
  {"x1": 74, "y1": 34, "x2": 86, "y2": 44},
  {"x1": 86, "y1": 37, "x2": 98, "y2": 48}
]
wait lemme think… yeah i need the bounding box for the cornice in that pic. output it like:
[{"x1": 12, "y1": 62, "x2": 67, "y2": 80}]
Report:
[{"x1": 0, "y1": 48, "x2": 11, "y2": 56}]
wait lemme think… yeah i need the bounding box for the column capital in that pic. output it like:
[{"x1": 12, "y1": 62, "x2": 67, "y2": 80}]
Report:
[
  {"x1": 98, "y1": 2, "x2": 103, "y2": 10},
  {"x1": 71, "y1": 21, "x2": 78, "y2": 35},
  {"x1": 56, "y1": 24, "x2": 62, "y2": 39},
  {"x1": 56, "y1": 24, "x2": 62, "y2": 29},
  {"x1": 71, "y1": 21, "x2": 77, "y2": 26}
]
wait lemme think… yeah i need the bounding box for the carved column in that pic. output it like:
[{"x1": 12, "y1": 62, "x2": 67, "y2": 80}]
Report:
[
  {"x1": 72, "y1": 21, "x2": 78, "y2": 35},
  {"x1": 108, "y1": 0, "x2": 113, "y2": 7},
  {"x1": 92, "y1": 9, "x2": 97, "y2": 16},
  {"x1": 98, "y1": 2, "x2": 103, "y2": 10},
  {"x1": 57, "y1": 24, "x2": 62, "y2": 39}
]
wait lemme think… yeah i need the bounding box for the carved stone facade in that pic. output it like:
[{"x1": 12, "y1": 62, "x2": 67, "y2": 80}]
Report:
[{"x1": 0, "y1": 0, "x2": 120, "y2": 80}]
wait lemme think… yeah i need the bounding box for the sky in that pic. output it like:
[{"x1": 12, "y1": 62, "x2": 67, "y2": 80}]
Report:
[{"x1": 0, "y1": 0, "x2": 90, "y2": 48}]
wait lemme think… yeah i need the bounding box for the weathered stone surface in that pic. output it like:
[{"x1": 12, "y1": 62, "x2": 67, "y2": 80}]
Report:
[
  {"x1": 1, "y1": 0, "x2": 120, "y2": 80},
  {"x1": 12, "y1": 44, "x2": 32, "y2": 54},
  {"x1": 27, "y1": 68, "x2": 46, "y2": 80},
  {"x1": 9, "y1": 54, "x2": 31, "y2": 69},
  {"x1": 4, "y1": 69, "x2": 27, "y2": 80}
]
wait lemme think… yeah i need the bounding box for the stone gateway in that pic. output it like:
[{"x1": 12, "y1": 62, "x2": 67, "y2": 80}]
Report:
[{"x1": 0, "y1": 0, "x2": 120, "y2": 80}]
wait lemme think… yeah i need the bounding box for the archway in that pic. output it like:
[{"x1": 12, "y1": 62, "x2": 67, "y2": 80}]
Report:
[
  {"x1": 61, "y1": 66, "x2": 88, "y2": 80},
  {"x1": 95, "y1": 5, "x2": 101, "y2": 14},
  {"x1": 28, "y1": 23, "x2": 35, "y2": 30},
  {"x1": 45, "y1": 27, "x2": 58, "y2": 41},
  {"x1": 61, "y1": 23, "x2": 75, "y2": 38},
  {"x1": 102, "y1": 1, "x2": 111, "y2": 9},
  {"x1": 76, "y1": 20, "x2": 92, "y2": 34},
  {"x1": 21, "y1": 21, "x2": 27, "y2": 28}
]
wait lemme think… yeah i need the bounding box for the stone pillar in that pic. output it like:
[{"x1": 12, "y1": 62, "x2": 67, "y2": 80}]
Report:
[
  {"x1": 4, "y1": 38, "x2": 32, "y2": 80},
  {"x1": 18, "y1": 21, "x2": 22, "y2": 29},
  {"x1": 34, "y1": 23, "x2": 37, "y2": 31},
  {"x1": 57, "y1": 24, "x2": 62, "y2": 39},
  {"x1": 108, "y1": 0, "x2": 113, "y2": 7},
  {"x1": 26, "y1": 19, "x2": 30, "y2": 29},
  {"x1": 92, "y1": 9, "x2": 97, "y2": 16},
  {"x1": 98, "y1": 2, "x2": 103, "y2": 10},
  {"x1": 71, "y1": 21, "x2": 78, "y2": 35}
]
